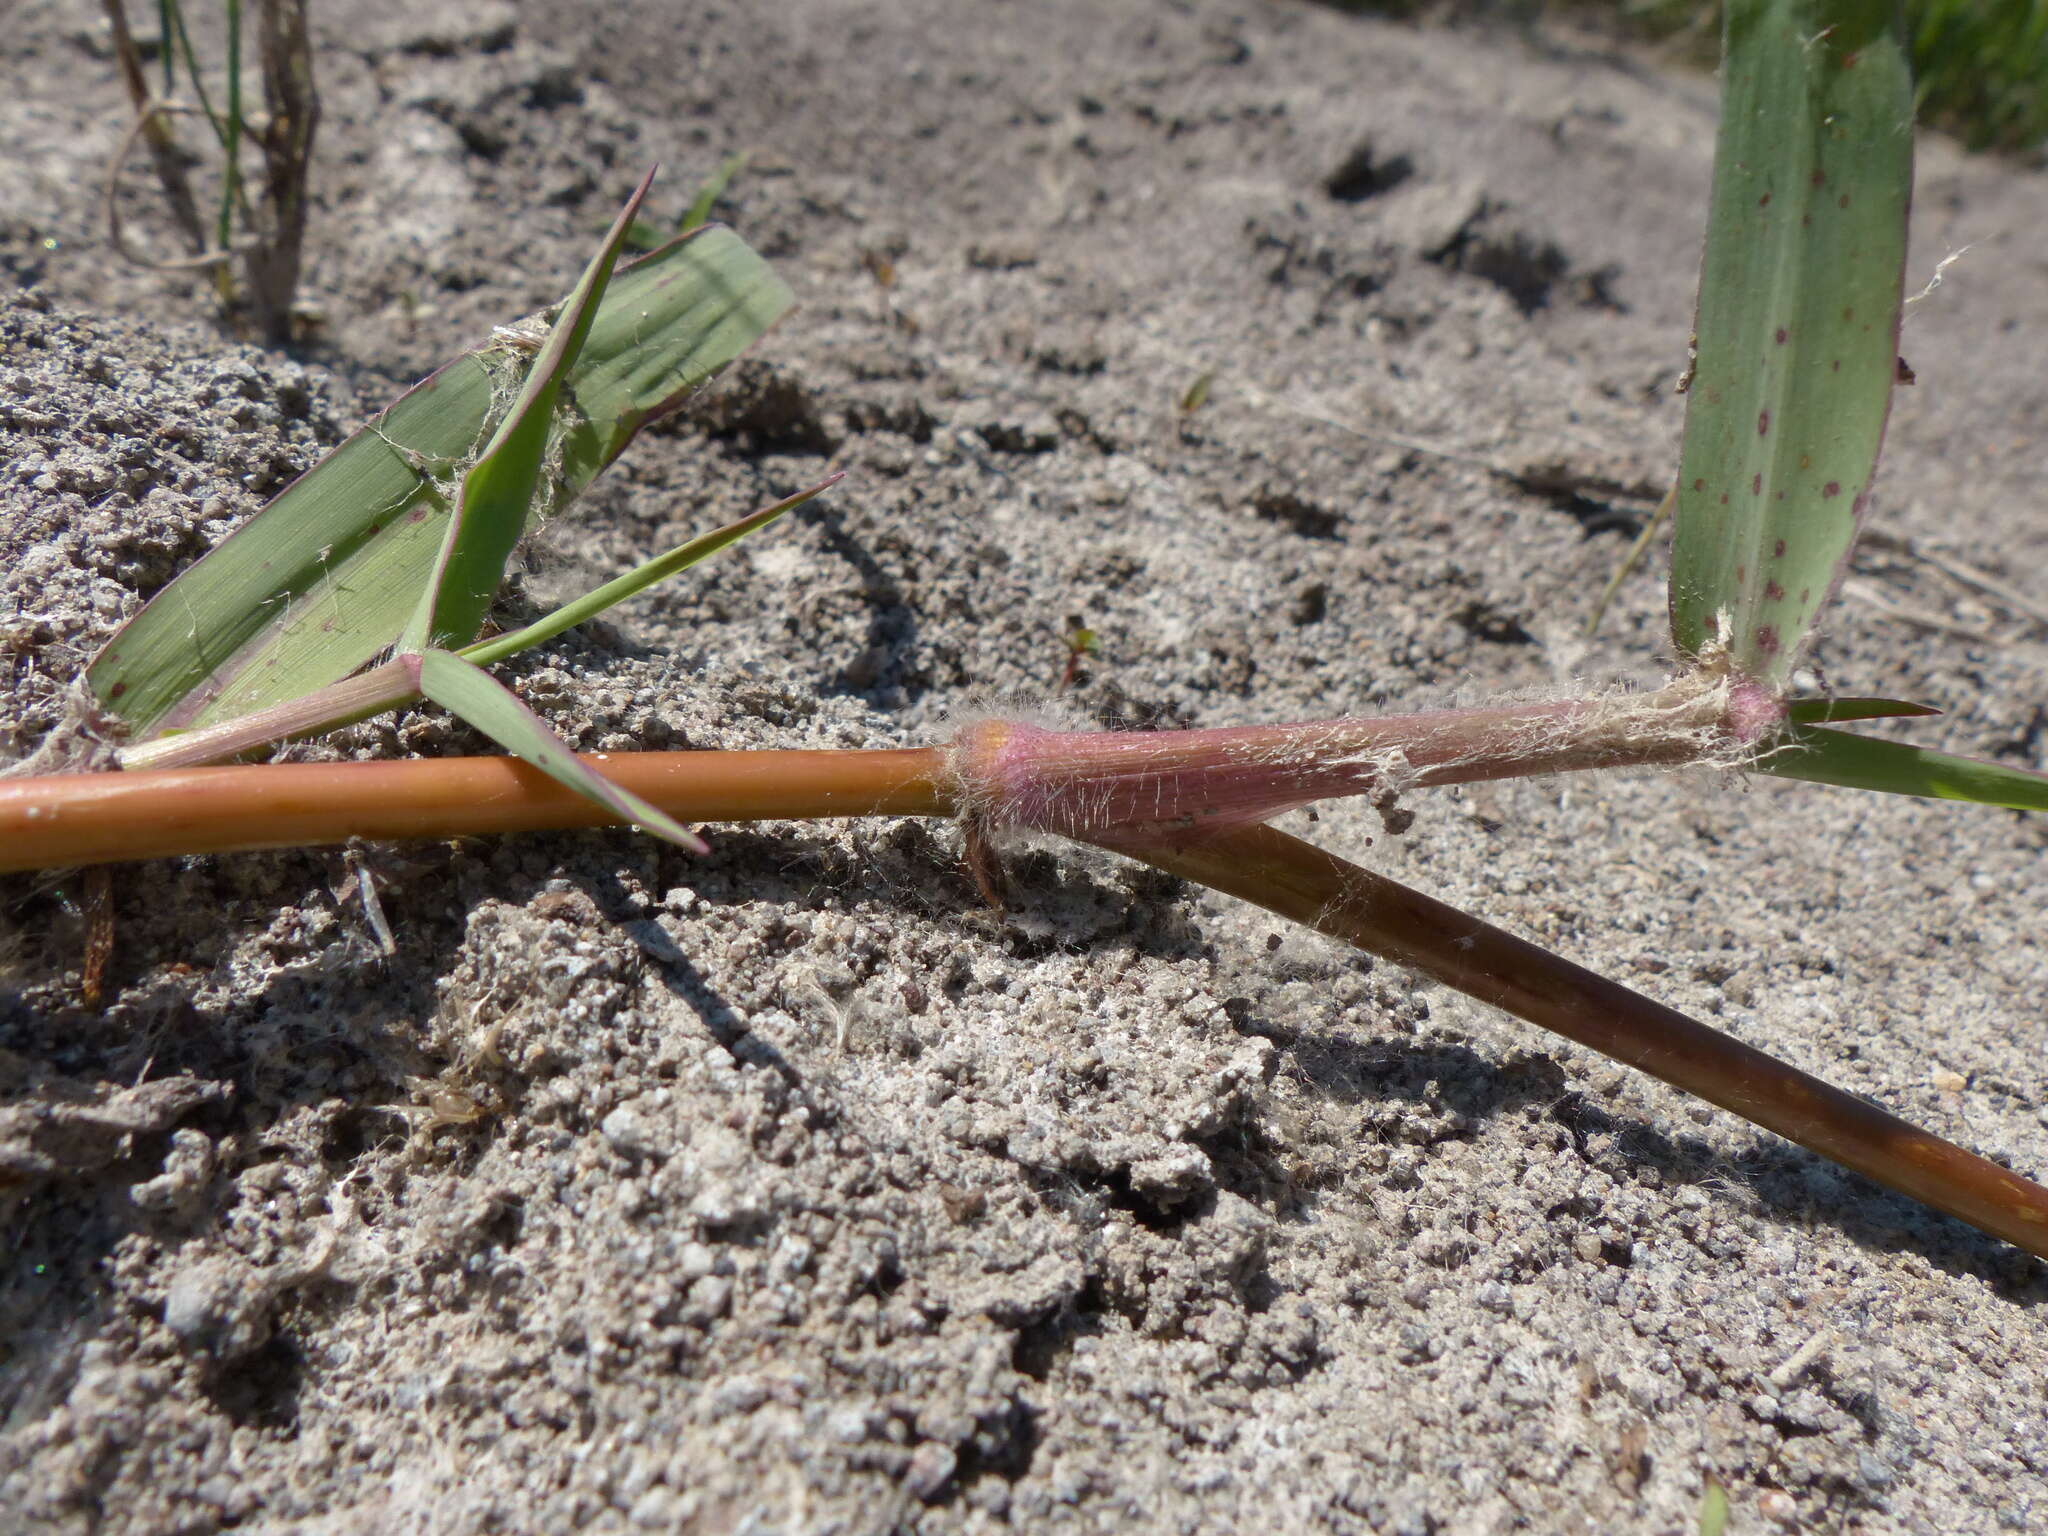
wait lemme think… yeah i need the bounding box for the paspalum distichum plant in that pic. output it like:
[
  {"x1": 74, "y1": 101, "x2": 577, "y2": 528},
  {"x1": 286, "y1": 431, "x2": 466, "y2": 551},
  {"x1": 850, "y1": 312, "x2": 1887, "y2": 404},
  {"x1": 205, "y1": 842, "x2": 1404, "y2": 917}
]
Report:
[{"x1": 8, "y1": 0, "x2": 2048, "y2": 1259}]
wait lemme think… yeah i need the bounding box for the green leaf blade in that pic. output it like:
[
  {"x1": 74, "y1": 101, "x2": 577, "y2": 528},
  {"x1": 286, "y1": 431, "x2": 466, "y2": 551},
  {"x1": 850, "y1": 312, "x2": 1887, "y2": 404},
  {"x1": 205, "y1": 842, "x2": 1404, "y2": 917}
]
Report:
[
  {"x1": 87, "y1": 355, "x2": 490, "y2": 737},
  {"x1": 1670, "y1": 0, "x2": 1914, "y2": 687},
  {"x1": 406, "y1": 169, "x2": 657, "y2": 654},
  {"x1": 558, "y1": 222, "x2": 795, "y2": 479},
  {"x1": 1782, "y1": 695, "x2": 1939, "y2": 725},
  {"x1": 415, "y1": 649, "x2": 709, "y2": 853},
  {"x1": 461, "y1": 474, "x2": 842, "y2": 669},
  {"x1": 89, "y1": 188, "x2": 795, "y2": 744},
  {"x1": 1756, "y1": 722, "x2": 2048, "y2": 810}
]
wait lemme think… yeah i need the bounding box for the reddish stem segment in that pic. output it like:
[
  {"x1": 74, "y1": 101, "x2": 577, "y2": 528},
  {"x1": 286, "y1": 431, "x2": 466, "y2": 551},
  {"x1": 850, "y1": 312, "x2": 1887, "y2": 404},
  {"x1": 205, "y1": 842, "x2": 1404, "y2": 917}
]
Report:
[
  {"x1": 957, "y1": 688, "x2": 1727, "y2": 846},
  {"x1": 1117, "y1": 822, "x2": 2048, "y2": 1260},
  {"x1": 0, "y1": 748, "x2": 951, "y2": 873}
]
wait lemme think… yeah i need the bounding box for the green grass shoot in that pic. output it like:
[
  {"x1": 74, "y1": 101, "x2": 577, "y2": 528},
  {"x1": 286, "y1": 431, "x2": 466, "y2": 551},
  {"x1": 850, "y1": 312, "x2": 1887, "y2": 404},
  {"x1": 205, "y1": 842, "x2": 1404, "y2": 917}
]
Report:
[
  {"x1": 90, "y1": 168, "x2": 832, "y2": 845},
  {"x1": 626, "y1": 151, "x2": 751, "y2": 251},
  {"x1": 94, "y1": 175, "x2": 796, "y2": 750},
  {"x1": 1698, "y1": 1479, "x2": 1730, "y2": 1536}
]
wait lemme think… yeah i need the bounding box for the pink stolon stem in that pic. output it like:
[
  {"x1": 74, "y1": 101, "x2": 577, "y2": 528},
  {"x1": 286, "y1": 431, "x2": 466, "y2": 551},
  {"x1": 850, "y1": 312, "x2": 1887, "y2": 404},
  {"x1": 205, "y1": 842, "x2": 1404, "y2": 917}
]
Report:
[{"x1": 953, "y1": 686, "x2": 1734, "y2": 847}]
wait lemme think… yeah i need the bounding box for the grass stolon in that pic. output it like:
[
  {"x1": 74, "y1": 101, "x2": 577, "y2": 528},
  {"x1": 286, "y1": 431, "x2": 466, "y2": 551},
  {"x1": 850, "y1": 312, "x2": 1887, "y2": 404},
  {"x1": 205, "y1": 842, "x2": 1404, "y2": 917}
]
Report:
[{"x1": 10, "y1": 1, "x2": 2048, "y2": 1262}]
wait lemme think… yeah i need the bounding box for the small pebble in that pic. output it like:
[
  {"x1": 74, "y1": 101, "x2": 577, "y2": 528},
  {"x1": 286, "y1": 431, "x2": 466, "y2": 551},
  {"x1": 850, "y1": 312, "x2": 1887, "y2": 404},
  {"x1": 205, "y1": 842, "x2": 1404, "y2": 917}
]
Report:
[{"x1": 904, "y1": 1442, "x2": 957, "y2": 1502}]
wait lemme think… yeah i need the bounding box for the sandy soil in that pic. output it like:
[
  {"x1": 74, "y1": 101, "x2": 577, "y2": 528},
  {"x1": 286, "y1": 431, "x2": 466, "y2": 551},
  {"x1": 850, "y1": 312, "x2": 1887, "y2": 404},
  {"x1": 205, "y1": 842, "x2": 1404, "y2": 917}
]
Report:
[{"x1": 5, "y1": 1, "x2": 2048, "y2": 1532}]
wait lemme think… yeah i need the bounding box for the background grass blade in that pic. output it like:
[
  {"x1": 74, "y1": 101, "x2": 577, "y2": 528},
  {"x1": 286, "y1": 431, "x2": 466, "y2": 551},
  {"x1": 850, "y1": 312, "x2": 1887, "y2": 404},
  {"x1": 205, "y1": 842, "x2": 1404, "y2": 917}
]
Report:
[
  {"x1": 404, "y1": 170, "x2": 654, "y2": 653},
  {"x1": 1756, "y1": 722, "x2": 2048, "y2": 808},
  {"x1": 681, "y1": 151, "x2": 750, "y2": 234},
  {"x1": 88, "y1": 218, "x2": 794, "y2": 742},
  {"x1": 1604, "y1": 0, "x2": 2048, "y2": 153},
  {"x1": 1668, "y1": 0, "x2": 1913, "y2": 687},
  {"x1": 415, "y1": 649, "x2": 710, "y2": 852}
]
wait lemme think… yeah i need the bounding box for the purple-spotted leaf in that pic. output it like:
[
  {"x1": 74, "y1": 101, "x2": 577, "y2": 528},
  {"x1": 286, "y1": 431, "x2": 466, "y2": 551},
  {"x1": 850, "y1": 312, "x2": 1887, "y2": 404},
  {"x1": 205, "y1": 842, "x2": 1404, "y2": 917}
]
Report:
[
  {"x1": 415, "y1": 649, "x2": 709, "y2": 852},
  {"x1": 1669, "y1": 0, "x2": 1913, "y2": 687},
  {"x1": 1756, "y1": 723, "x2": 2048, "y2": 811}
]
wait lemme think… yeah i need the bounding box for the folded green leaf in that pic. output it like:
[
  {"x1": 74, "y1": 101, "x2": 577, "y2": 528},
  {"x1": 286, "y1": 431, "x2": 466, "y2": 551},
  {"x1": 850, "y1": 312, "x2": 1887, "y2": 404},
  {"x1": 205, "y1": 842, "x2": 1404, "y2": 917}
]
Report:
[
  {"x1": 405, "y1": 171, "x2": 654, "y2": 654},
  {"x1": 1755, "y1": 722, "x2": 2048, "y2": 810},
  {"x1": 92, "y1": 361, "x2": 474, "y2": 738},
  {"x1": 415, "y1": 649, "x2": 709, "y2": 852},
  {"x1": 90, "y1": 200, "x2": 795, "y2": 742},
  {"x1": 1669, "y1": 0, "x2": 1913, "y2": 687}
]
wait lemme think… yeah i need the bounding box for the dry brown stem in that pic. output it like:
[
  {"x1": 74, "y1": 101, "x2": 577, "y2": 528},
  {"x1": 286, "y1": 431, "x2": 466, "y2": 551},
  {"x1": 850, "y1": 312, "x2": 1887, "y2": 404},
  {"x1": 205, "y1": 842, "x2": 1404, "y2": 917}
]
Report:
[
  {"x1": 1116, "y1": 822, "x2": 2048, "y2": 1260},
  {"x1": 0, "y1": 748, "x2": 952, "y2": 873}
]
